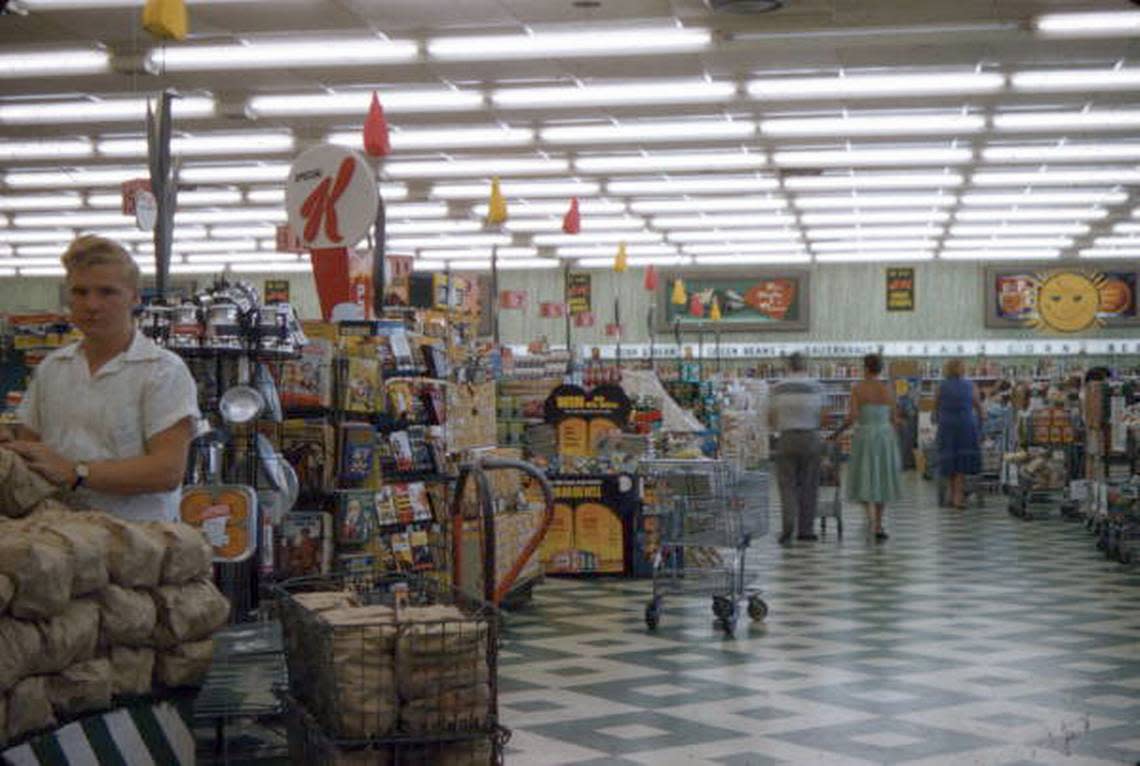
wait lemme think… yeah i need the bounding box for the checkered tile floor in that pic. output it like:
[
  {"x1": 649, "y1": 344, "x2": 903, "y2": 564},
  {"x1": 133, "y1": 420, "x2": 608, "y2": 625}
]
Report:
[{"x1": 498, "y1": 475, "x2": 1140, "y2": 765}]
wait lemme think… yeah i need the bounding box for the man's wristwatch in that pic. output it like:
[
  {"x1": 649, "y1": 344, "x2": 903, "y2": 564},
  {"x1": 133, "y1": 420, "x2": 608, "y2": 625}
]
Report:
[{"x1": 71, "y1": 462, "x2": 90, "y2": 491}]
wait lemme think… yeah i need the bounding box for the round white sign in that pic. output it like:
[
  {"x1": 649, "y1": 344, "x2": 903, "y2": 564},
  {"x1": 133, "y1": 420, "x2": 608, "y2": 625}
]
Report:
[
  {"x1": 285, "y1": 144, "x2": 379, "y2": 250},
  {"x1": 134, "y1": 189, "x2": 158, "y2": 232}
]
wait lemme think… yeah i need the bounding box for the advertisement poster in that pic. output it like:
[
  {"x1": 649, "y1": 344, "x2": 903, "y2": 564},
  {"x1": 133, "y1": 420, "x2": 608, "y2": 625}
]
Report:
[
  {"x1": 886, "y1": 267, "x2": 915, "y2": 312},
  {"x1": 536, "y1": 474, "x2": 638, "y2": 574},
  {"x1": 544, "y1": 383, "x2": 632, "y2": 457},
  {"x1": 987, "y1": 266, "x2": 1140, "y2": 331},
  {"x1": 660, "y1": 270, "x2": 810, "y2": 331},
  {"x1": 264, "y1": 279, "x2": 290, "y2": 304},
  {"x1": 567, "y1": 272, "x2": 592, "y2": 316}
]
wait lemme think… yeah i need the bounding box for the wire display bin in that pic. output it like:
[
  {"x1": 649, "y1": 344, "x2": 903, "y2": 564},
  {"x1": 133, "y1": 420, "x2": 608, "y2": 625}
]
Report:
[
  {"x1": 639, "y1": 459, "x2": 770, "y2": 636},
  {"x1": 272, "y1": 573, "x2": 507, "y2": 765}
]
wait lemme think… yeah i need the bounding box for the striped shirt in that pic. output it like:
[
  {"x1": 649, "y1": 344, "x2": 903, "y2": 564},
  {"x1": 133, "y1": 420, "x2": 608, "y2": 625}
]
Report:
[{"x1": 771, "y1": 375, "x2": 824, "y2": 432}]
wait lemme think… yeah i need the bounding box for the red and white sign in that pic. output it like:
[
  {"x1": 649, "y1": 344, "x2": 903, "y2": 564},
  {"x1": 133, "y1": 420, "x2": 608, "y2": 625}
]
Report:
[
  {"x1": 120, "y1": 178, "x2": 152, "y2": 216},
  {"x1": 539, "y1": 301, "x2": 566, "y2": 318},
  {"x1": 386, "y1": 254, "x2": 413, "y2": 280},
  {"x1": 285, "y1": 144, "x2": 378, "y2": 250},
  {"x1": 573, "y1": 311, "x2": 596, "y2": 328},
  {"x1": 499, "y1": 290, "x2": 527, "y2": 310},
  {"x1": 275, "y1": 225, "x2": 304, "y2": 253},
  {"x1": 605, "y1": 323, "x2": 623, "y2": 337}
]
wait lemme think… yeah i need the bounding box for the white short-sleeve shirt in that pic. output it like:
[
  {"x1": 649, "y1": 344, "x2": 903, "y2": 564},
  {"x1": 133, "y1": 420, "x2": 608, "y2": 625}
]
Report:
[{"x1": 17, "y1": 331, "x2": 200, "y2": 522}]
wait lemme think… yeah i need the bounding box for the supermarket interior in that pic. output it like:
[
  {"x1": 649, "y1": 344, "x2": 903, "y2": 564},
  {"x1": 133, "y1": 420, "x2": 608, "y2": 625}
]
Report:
[{"x1": 2, "y1": 0, "x2": 1140, "y2": 764}]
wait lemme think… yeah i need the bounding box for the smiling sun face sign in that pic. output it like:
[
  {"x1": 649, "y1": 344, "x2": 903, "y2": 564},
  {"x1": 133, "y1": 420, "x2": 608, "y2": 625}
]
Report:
[{"x1": 1028, "y1": 271, "x2": 1108, "y2": 333}]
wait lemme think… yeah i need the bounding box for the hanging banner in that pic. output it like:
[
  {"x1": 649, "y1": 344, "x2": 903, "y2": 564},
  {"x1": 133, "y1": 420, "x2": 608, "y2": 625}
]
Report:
[
  {"x1": 605, "y1": 323, "x2": 623, "y2": 337},
  {"x1": 567, "y1": 272, "x2": 592, "y2": 316},
  {"x1": 886, "y1": 267, "x2": 915, "y2": 312},
  {"x1": 264, "y1": 279, "x2": 290, "y2": 304},
  {"x1": 573, "y1": 311, "x2": 596, "y2": 328},
  {"x1": 499, "y1": 290, "x2": 527, "y2": 310},
  {"x1": 540, "y1": 301, "x2": 566, "y2": 318}
]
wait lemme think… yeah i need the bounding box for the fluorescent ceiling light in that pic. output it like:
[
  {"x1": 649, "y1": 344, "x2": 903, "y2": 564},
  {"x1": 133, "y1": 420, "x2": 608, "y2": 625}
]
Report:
[
  {"x1": 0, "y1": 230, "x2": 72, "y2": 244},
  {"x1": 176, "y1": 208, "x2": 286, "y2": 224},
  {"x1": 994, "y1": 110, "x2": 1140, "y2": 132},
  {"x1": 186, "y1": 253, "x2": 278, "y2": 263},
  {"x1": 246, "y1": 189, "x2": 284, "y2": 204},
  {"x1": 961, "y1": 190, "x2": 1127, "y2": 206},
  {"x1": 98, "y1": 133, "x2": 295, "y2": 158},
  {"x1": 0, "y1": 193, "x2": 83, "y2": 211},
  {"x1": 761, "y1": 114, "x2": 984, "y2": 138},
  {"x1": 630, "y1": 197, "x2": 786, "y2": 214},
  {"x1": 170, "y1": 190, "x2": 245, "y2": 207},
  {"x1": 575, "y1": 153, "x2": 766, "y2": 173},
  {"x1": 972, "y1": 169, "x2": 1140, "y2": 186},
  {"x1": 983, "y1": 144, "x2": 1140, "y2": 163},
  {"x1": 556, "y1": 244, "x2": 678, "y2": 258},
  {"x1": 1011, "y1": 69, "x2": 1140, "y2": 93},
  {"x1": 1035, "y1": 11, "x2": 1140, "y2": 37},
  {"x1": 692, "y1": 254, "x2": 811, "y2": 265},
  {"x1": 428, "y1": 27, "x2": 710, "y2": 61},
  {"x1": 388, "y1": 220, "x2": 481, "y2": 235},
  {"x1": 0, "y1": 49, "x2": 110, "y2": 78},
  {"x1": 473, "y1": 199, "x2": 626, "y2": 217},
  {"x1": 1113, "y1": 223, "x2": 1140, "y2": 234},
  {"x1": 667, "y1": 229, "x2": 800, "y2": 243},
  {"x1": 3, "y1": 167, "x2": 145, "y2": 188},
  {"x1": 815, "y1": 252, "x2": 934, "y2": 263},
  {"x1": 493, "y1": 79, "x2": 734, "y2": 109},
  {"x1": 12, "y1": 249, "x2": 70, "y2": 259},
  {"x1": 943, "y1": 237, "x2": 1074, "y2": 249},
  {"x1": 383, "y1": 158, "x2": 568, "y2": 178},
  {"x1": 504, "y1": 217, "x2": 647, "y2": 233},
  {"x1": 774, "y1": 148, "x2": 971, "y2": 167},
  {"x1": 576, "y1": 256, "x2": 692, "y2": 268},
  {"x1": 177, "y1": 240, "x2": 258, "y2": 254},
  {"x1": 784, "y1": 173, "x2": 963, "y2": 190},
  {"x1": 230, "y1": 262, "x2": 313, "y2": 274},
  {"x1": 812, "y1": 239, "x2": 938, "y2": 252},
  {"x1": 533, "y1": 231, "x2": 662, "y2": 246},
  {"x1": 807, "y1": 225, "x2": 943, "y2": 240},
  {"x1": 748, "y1": 72, "x2": 1004, "y2": 100},
  {"x1": 18, "y1": 267, "x2": 67, "y2": 277},
  {"x1": 430, "y1": 180, "x2": 599, "y2": 200},
  {"x1": 1079, "y1": 248, "x2": 1140, "y2": 258},
  {"x1": 541, "y1": 120, "x2": 755, "y2": 145},
  {"x1": 607, "y1": 177, "x2": 778, "y2": 195},
  {"x1": 683, "y1": 242, "x2": 810, "y2": 255},
  {"x1": 440, "y1": 259, "x2": 559, "y2": 271},
  {"x1": 0, "y1": 139, "x2": 93, "y2": 161},
  {"x1": 793, "y1": 193, "x2": 956, "y2": 209},
  {"x1": 209, "y1": 225, "x2": 277, "y2": 239},
  {"x1": 651, "y1": 213, "x2": 793, "y2": 228},
  {"x1": 246, "y1": 90, "x2": 483, "y2": 117},
  {"x1": 0, "y1": 97, "x2": 214, "y2": 125},
  {"x1": 939, "y1": 250, "x2": 1060, "y2": 260},
  {"x1": 801, "y1": 210, "x2": 949, "y2": 225},
  {"x1": 179, "y1": 164, "x2": 288, "y2": 183},
  {"x1": 416, "y1": 247, "x2": 538, "y2": 260},
  {"x1": 950, "y1": 223, "x2": 1087, "y2": 236},
  {"x1": 148, "y1": 39, "x2": 417, "y2": 72},
  {"x1": 104, "y1": 226, "x2": 207, "y2": 242},
  {"x1": 0, "y1": 267, "x2": 13, "y2": 276},
  {"x1": 171, "y1": 264, "x2": 230, "y2": 275},
  {"x1": 387, "y1": 203, "x2": 450, "y2": 219},
  {"x1": 955, "y1": 207, "x2": 1107, "y2": 221},
  {"x1": 413, "y1": 260, "x2": 445, "y2": 272},
  {"x1": 390, "y1": 234, "x2": 512, "y2": 249},
  {"x1": 329, "y1": 126, "x2": 534, "y2": 150},
  {"x1": 14, "y1": 212, "x2": 132, "y2": 228}
]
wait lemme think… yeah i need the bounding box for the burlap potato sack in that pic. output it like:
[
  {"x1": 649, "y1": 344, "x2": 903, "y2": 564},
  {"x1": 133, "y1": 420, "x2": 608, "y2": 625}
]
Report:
[
  {"x1": 0, "y1": 528, "x2": 73, "y2": 620},
  {"x1": 151, "y1": 578, "x2": 231, "y2": 648},
  {"x1": 398, "y1": 736, "x2": 493, "y2": 765},
  {"x1": 397, "y1": 656, "x2": 490, "y2": 700},
  {"x1": 110, "y1": 646, "x2": 155, "y2": 698},
  {"x1": 316, "y1": 606, "x2": 399, "y2": 739},
  {"x1": 0, "y1": 575, "x2": 13, "y2": 615},
  {"x1": 155, "y1": 639, "x2": 215, "y2": 688},
  {"x1": 34, "y1": 599, "x2": 99, "y2": 675},
  {"x1": 96, "y1": 585, "x2": 157, "y2": 647},
  {"x1": 0, "y1": 617, "x2": 43, "y2": 692},
  {"x1": 396, "y1": 606, "x2": 488, "y2": 659},
  {"x1": 46, "y1": 658, "x2": 112, "y2": 719},
  {"x1": 5, "y1": 676, "x2": 56, "y2": 743},
  {"x1": 0, "y1": 448, "x2": 59, "y2": 519},
  {"x1": 400, "y1": 683, "x2": 491, "y2": 733},
  {"x1": 83, "y1": 513, "x2": 166, "y2": 589},
  {"x1": 144, "y1": 522, "x2": 212, "y2": 585},
  {"x1": 34, "y1": 522, "x2": 111, "y2": 597}
]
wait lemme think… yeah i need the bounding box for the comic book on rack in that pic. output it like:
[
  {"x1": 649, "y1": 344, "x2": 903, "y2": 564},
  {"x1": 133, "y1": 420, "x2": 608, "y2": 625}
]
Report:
[
  {"x1": 276, "y1": 511, "x2": 329, "y2": 577},
  {"x1": 278, "y1": 323, "x2": 335, "y2": 409}
]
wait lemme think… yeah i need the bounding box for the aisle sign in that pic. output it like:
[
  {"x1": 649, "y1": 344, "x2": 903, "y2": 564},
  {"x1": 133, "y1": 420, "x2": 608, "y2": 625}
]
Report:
[
  {"x1": 264, "y1": 279, "x2": 290, "y2": 303},
  {"x1": 567, "y1": 272, "x2": 592, "y2": 316},
  {"x1": 887, "y1": 267, "x2": 915, "y2": 312}
]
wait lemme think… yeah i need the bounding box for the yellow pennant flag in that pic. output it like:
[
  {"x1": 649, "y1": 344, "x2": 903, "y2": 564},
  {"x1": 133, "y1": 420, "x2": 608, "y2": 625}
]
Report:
[
  {"x1": 709, "y1": 296, "x2": 722, "y2": 321},
  {"x1": 613, "y1": 242, "x2": 628, "y2": 273},
  {"x1": 671, "y1": 278, "x2": 687, "y2": 305},
  {"x1": 485, "y1": 177, "x2": 508, "y2": 226},
  {"x1": 143, "y1": 0, "x2": 188, "y2": 40}
]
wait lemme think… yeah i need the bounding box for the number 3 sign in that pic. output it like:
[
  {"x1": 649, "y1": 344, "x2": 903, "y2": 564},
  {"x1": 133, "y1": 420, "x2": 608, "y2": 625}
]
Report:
[{"x1": 285, "y1": 144, "x2": 379, "y2": 250}]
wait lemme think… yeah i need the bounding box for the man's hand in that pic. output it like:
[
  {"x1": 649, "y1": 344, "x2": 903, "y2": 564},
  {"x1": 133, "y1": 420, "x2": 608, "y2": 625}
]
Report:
[{"x1": 7, "y1": 441, "x2": 76, "y2": 488}]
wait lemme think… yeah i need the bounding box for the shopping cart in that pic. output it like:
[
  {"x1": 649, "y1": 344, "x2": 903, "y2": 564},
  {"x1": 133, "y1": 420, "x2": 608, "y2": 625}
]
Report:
[
  {"x1": 961, "y1": 440, "x2": 1004, "y2": 507},
  {"x1": 639, "y1": 459, "x2": 770, "y2": 636},
  {"x1": 1007, "y1": 448, "x2": 1071, "y2": 520},
  {"x1": 817, "y1": 439, "x2": 844, "y2": 538}
]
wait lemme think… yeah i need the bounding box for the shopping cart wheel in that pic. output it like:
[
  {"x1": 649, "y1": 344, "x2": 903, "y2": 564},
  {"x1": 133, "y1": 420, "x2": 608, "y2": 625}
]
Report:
[
  {"x1": 747, "y1": 596, "x2": 769, "y2": 621},
  {"x1": 645, "y1": 600, "x2": 661, "y2": 630},
  {"x1": 712, "y1": 595, "x2": 733, "y2": 620}
]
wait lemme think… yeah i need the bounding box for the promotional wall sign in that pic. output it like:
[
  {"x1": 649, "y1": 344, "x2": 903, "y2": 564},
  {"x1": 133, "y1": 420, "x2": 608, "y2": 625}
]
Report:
[
  {"x1": 540, "y1": 301, "x2": 566, "y2": 318},
  {"x1": 985, "y1": 265, "x2": 1140, "y2": 332},
  {"x1": 264, "y1": 279, "x2": 290, "y2": 304},
  {"x1": 567, "y1": 272, "x2": 592, "y2": 316},
  {"x1": 886, "y1": 267, "x2": 915, "y2": 312},
  {"x1": 659, "y1": 270, "x2": 811, "y2": 331}
]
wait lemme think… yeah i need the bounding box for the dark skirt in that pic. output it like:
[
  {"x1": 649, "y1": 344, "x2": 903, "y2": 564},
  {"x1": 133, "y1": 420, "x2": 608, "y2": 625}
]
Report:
[{"x1": 937, "y1": 412, "x2": 981, "y2": 476}]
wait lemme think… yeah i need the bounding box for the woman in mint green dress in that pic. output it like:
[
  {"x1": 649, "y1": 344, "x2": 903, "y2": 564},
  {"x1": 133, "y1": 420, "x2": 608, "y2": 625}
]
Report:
[{"x1": 836, "y1": 354, "x2": 902, "y2": 542}]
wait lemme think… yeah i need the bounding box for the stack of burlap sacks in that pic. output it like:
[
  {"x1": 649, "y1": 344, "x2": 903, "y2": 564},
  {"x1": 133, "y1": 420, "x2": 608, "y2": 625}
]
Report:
[
  {"x1": 282, "y1": 591, "x2": 492, "y2": 765},
  {"x1": 0, "y1": 448, "x2": 230, "y2": 747}
]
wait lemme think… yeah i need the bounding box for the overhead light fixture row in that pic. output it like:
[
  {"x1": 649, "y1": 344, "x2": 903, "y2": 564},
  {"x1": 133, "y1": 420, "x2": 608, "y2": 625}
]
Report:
[
  {"x1": 1011, "y1": 68, "x2": 1140, "y2": 92},
  {"x1": 541, "y1": 120, "x2": 755, "y2": 145},
  {"x1": 430, "y1": 180, "x2": 599, "y2": 200},
  {"x1": 955, "y1": 207, "x2": 1108, "y2": 221},
  {"x1": 472, "y1": 199, "x2": 627, "y2": 217},
  {"x1": 0, "y1": 97, "x2": 215, "y2": 125},
  {"x1": 982, "y1": 144, "x2": 1140, "y2": 163},
  {"x1": 607, "y1": 177, "x2": 778, "y2": 195},
  {"x1": 961, "y1": 190, "x2": 1128, "y2": 206},
  {"x1": 993, "y1": 110, "x2": 1140, "y2": 132},
  {"x1": 783, "y1": 173, "x2": 964, "y2": 190},
  {"x1": 793, "y1": 193, "x2": 957, "y2": 209},
  {"x1": 1034, "y1": 11, "x2": 1140, "y2": 38},
  {"x1": 427, "y1": 27, "x2": 711, "y2": 61},
  {"x1": 327, "y1": 127, "x2": 534, "y2": 150},
  {"x1": 629, "y1": 197, "x2": 786, "y2": 214},
  {"x1": 816, "y1": 252, "x2": 934, "y2": 263},
  {"x1": 972, "y1": 169, "x2": 1140, "y2": 186},
  {"x1": 762, "y1": 114, "x2": 985, "y2": 137},
  {"x1": 0, "y1": 49, "x2": 110, "y2": 78},
  {"x1": 147, "y1": 38, "x2": 418, "y2": 72},
  {"x1": 246, "y1": 90, "x2": 483, "y2": 117},
  {"x1": 575, "y1": 153, "x2": 766, "y2": 174},
  {"x1": 692, "y1": 254, "x2": 811, "y2": 265},
  {"x1": 748, "y1": 71, "x2": 1004, "y2": 100},
  {"x1": 492, "y1": 80, "x2": 735, "y2": 109}
]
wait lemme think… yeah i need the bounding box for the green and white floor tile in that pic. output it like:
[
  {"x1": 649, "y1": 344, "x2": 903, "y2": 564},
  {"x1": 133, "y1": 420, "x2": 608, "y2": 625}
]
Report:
[{"x1": 498, "y1": 476, "x2": 1140, "y2": 765}]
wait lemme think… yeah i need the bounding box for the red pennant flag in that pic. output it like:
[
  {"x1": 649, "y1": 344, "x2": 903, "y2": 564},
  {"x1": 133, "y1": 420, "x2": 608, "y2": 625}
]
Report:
[
  {"x1": 363, "y1": 91, "x2": 391, "y2": 158},
  {"x1": 689, "y1": 293, "x2": 704, "y2": 317},
  {"x1": 644, "y1": 264, "x2": 659, "y2": 291},
  {"x1": 562, "y1": 197, "x2": 581, "y2": 234}
]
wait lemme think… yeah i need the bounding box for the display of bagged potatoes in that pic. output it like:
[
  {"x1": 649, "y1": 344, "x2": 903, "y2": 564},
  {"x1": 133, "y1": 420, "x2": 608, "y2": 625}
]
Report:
[
  {"x1": 46, "y1": 658, "x2": 112, "y2": 719},
  {"x1": 34, "y1": 599, "x2": 99, "y2": 676},
  {"x1": 144, "y1": 522, "x2": 212, "y2": 585},
  {"x1": 0, "y1": 527, "x2": 73, "y2": 620},
  {"x1": 0, "y1": 617, "x2": 43, "y2": 693},
  {"x1": 0, "y1": 448, "x2": 59, "y2": 519},
  {"x1": 155, "y1": 639, "x2": 215, "y2": 688},
  {"x1": 0, "y1": 574, "x2": 12, "y2": 615},
  {"x1": 110, "y1": 646, "x2": 155, "y2": 698},
  {"x1": 20, "y1": 518, "x2": 110, "y2": 597},
  {"x1": 151, "y1": 578, "x2": 231, "y2": 649},
  {"x1": 96, "y1": 585, "x2": 157, "y2": 648},
  {"x1": 5, "y1": 676, "x2": 56, "y2": 744}
]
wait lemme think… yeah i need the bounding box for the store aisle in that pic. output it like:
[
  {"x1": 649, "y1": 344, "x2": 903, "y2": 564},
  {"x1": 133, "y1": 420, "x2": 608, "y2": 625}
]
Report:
[{"x1": 499, "y1": 476, "x2": 1140, "y2": 766}]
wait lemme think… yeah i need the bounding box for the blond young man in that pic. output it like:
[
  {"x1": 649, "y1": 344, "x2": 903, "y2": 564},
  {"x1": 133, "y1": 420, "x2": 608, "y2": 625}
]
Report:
[{"x1": 3, "y1": 235, "x2": 199, "y2": 522}]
